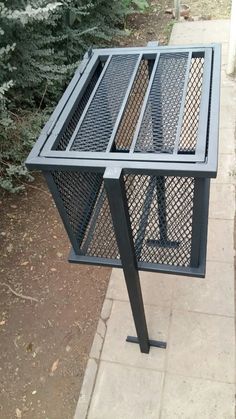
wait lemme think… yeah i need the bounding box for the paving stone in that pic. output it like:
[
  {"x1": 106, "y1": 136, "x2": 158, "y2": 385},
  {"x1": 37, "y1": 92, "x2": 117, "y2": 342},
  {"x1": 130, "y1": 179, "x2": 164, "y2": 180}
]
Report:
[
  {"x1": 101, "y1": 300, "x2": 170, "y2": 371},
  {"x1": 221, "y1": 70, "x2": 236, "y2": 87},
  {"x1": 106, "y1": 268, "x2": 174, "y2": 308},
  {"x1": 220, "y1": 87, "x2": 236, "y2": 128},
  {"x1": 207, "y1": 219, "x2": 234, "y2": 263},
  {"x1": 170, "y1": 20, "x2": 230, "y2": 44},
  {"x1": 218, "y1": 127, "x2": 236, "y2": 155},
  {"x1": 209, "y1": 183, "x2": 235, "y2": 219},
  {"x1": 167, "y1": 311, "x2": 235, "y2": 382},
  {"x1": 211, "y1": 153, "x2": 235, "y2": 184},
  {"x1": 161, "y1": 374, "x2": 235, "y2": 419},
  {"x1": 88, "y1": 361, "x2": 164, "y2": 419},
  {"x1": 172, "y1": 261, "x2": 234, "y2": 316}
]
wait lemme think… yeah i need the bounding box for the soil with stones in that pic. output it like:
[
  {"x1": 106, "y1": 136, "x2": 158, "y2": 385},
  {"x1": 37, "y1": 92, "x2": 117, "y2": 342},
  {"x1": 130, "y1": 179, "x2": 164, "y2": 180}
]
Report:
[{"x1": 0, "y1": 174, "x2": 110, "y2": 419}]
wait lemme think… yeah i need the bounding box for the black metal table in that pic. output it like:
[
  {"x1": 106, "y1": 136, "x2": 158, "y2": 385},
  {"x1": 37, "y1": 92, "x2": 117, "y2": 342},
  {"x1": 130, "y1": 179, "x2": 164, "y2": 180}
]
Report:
[{"x1": 26, "y1": 43, "x2": 221, "y2": 353}]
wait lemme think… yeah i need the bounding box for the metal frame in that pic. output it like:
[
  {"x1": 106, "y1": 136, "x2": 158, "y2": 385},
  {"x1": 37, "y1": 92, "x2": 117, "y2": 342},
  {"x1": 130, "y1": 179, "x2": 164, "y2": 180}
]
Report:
[{"x1": 26, "y1": 43, "x2": 220, "y2": 354}]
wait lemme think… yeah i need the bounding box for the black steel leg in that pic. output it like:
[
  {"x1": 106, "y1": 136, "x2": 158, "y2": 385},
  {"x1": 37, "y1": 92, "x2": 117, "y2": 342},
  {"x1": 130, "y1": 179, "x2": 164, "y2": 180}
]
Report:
[
  {"x1": 147, "y1": 176, "x2": 179, "y2": 249},
  {"x1": 104, "y1": 167, "x2": 166, "y2": 354},
  {"x1": 135, "y1": 176, "x2": 155, "y2": 259},
  {"x1": 104, "y1": 167, "x2": 149, "y2": 353},
  {"x1": 157, "y1": 176, "x2": 168, "y2": 243}
]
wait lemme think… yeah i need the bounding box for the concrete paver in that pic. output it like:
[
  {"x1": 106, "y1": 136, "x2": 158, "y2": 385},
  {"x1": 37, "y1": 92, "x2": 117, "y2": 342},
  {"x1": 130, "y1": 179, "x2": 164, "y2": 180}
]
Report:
[
  {"x1": 218, "y1": 127, "x2": 235, "y2": 155},
  {"x1": 170, "y1": 20, "x2": 230, "y2": 44},
  {"x1": 161, "y1": 374, "x2": 235, "y2": 419},
  {"x1": 209, "y1": 183, "x2": 235, "y2": 219},
  {"x1": 207, "y1": 219, "x2": 234, "y2": 262},
  {"x1": 212, "y1": 154, "x2": 235, "y2": 184},
  {"x1": 101, "y1": 301, "x2": 170, "y2": 371},
  {"x1": 88, "y1": 362, "x2": 164, "y2": 419},
  {"x1": 167, "y1": 310, "x2": 235, "y2": 382},
  {"x1": 106, "y1": 269, "x2": 174, "y2": 308},
  {"x1": 172, "y1": 261, "x2": 234, "y2": 316}
]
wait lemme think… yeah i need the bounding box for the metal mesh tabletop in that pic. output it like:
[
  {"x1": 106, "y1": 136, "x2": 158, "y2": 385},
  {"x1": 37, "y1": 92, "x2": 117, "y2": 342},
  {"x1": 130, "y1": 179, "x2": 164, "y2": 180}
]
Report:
[{"x1": 35, "y1": 45, "x2": 217, "y2": 168}]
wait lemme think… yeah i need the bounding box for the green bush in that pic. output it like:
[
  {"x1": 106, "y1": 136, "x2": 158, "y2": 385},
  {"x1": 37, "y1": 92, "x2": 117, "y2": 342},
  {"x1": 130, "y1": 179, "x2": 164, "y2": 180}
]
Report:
[{"x1": 0, "y1": 0, "x2": 148, "y2": 193}]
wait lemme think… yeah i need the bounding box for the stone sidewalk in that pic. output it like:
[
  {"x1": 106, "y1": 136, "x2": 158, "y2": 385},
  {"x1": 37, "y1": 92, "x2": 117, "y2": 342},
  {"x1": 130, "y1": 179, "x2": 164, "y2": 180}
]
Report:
[{"x1": 74, "y1": 20, "x2": 235, "y2": 419}]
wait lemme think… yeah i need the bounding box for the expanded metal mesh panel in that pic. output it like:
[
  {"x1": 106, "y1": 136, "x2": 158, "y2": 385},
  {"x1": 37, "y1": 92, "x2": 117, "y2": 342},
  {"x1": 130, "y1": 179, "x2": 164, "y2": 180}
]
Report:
[
  {"x1": 56, "y1": 64, "x2": 103, "y2": 150},
  {"x1": 70, "y1": 54, "x2": 139, "y2": 152},
  {"x1": 114, "y1": 59, "x2": 150, "y2": 150},
  {"x1": 51, "y1": 170, "x2": 119, "y2": 259},
  {"x1": 52, "y1": 170, "x2": 103, "y2": 245},
  {"x1": 51, "y1": 170, "x2": 194, "y2": 268},
  {"x1": 178, "y1": 57, "x2": 204, "y2": 152},
  {"x1": 125, "y1": 175, "x2": 195, "y2": 267},
  {"x1": 134, "y1": 53, "x2": 189, "y2": 154}
]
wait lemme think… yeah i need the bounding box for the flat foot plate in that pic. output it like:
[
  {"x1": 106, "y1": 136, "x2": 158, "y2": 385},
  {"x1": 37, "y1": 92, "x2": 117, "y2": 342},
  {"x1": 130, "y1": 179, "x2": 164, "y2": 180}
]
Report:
[{"x1": 126, "y1": 335, "x2": 167, "y2": 349}]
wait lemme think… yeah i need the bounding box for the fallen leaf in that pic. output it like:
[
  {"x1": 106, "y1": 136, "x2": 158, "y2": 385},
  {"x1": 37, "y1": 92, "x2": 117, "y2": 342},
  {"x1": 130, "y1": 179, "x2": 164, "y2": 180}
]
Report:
[
  {"x1": 0, "y1": 320, "x2": 6, "y2": 326},
  {"x1": 50, "y1": 358, "x2": 59, "y2": 373},
  {"x1": 56, "y1": 252, "x2": 63, "y2": 258},
  {"x1": 26, "y1": 342, "x2": 33, "y2": 352},
  {"x1": 20, "y1": 261, "x2": 29, "y2": 266},
  {"x1": 16, "y1": 408, "x2": 22, "y2": 418}
]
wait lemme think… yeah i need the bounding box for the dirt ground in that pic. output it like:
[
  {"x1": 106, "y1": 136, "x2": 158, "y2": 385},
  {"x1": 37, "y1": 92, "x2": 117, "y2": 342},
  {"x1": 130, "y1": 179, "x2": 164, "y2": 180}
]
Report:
[
  {"x1": 0, "y1": 175, "x2": 110, "y2": 419},
  {"x1": 186, "y1": 0, "x2": 231, "y2": 19},
  {"x1": 0, "y1": 0, "x2": 233, "y2": 418}
]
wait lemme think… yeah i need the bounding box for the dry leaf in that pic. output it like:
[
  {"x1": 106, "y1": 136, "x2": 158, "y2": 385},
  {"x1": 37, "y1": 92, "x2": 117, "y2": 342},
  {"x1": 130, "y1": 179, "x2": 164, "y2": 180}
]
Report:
[
  {"x1": 16, "y1": 408, "x2": 22, "y2": 418},
  {"x1": 26, "y1": 342, "x2": 33, "y2": 352},
  {"x1": 0, "y1": 320, "x2": 6, "y2": 326},
  {"x1": 51, "y1": 358, "x2": 59, "y2": 373},
  {"x1": 56, "y1": 252, "x2": 63, "y2": 258},
  {"x1": 20, "y1": 261, "x2": 29, "y2": 266}
]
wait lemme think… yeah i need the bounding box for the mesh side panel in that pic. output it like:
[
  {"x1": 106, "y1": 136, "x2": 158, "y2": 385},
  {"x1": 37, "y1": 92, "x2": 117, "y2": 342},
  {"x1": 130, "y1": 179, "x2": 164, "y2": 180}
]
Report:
[
  {"x1": 51, "y1": 171, "x2": 194, "y2": 268},
  {"x1": 52, "y1": 171, "x2": 103, "y2": 245},
  {"x1": 56, "y1": 65, "x2": 103, "y2": 150},
  {"x1": 71, "y1": 54, "x2": 139, "y2": 152},
  {"x1": 51, "y1": 170, "x2": 119, "y2": 259},
  {"x1": 134, "y1": 53, "x2": 189, "y2": 154},
  {"x1": 125, "y1": 175, "x2": 194, "y2": 267},
  {"x1": 84, "y1": 189, "x2": 119, "y2": 259},
  {"x1": 178, "y1": 57, "x2": 204, "y2": 152},
  {"x1": 114, "y1": 59, "x2": 150, "y2": 150}
]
